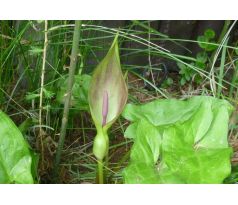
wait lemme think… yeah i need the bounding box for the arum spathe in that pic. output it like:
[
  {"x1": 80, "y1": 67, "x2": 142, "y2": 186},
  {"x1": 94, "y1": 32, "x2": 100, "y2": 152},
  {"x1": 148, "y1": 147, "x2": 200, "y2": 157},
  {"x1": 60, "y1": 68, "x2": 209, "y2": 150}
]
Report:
[{"x1": 89, "y1": 34, "x2": 128, "y2": 160}]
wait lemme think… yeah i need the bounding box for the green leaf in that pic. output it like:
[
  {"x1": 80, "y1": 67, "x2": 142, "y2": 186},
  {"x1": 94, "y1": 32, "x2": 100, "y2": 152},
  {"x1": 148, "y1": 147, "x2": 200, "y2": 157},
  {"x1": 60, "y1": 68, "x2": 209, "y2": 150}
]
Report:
[
  {"x1": 56, "y1": 74, "x2": 91, "y2": 111},
  {"x1": 161, "y1": 125, "x2": 232, "y2": 183},
  {"x1": 235, "y1": 48, "x2": 238, "y2": 56},
  {"x1": 25, "y1": 93, "x2": 40, "y2": 101},
  {"x1": 0, "y1": 111, "x2": 34, "y2": 184},
  {"x1": 161, "y1": 77, "x2": 174, "y2": 88},
  {"x1": 123, "y1": 120, "x2": 162, "y2": 184},
  {"x1": 197, "y1": 36, "x2": 209, "y2": 49},
  {"x1": 123, "y1": 163, "x2": 160, "y2": 184},
  {"x1": 28, "y1": 46, "x2": 44, "y2": 55},
  {"x1": 185, "y1": 72, "x2": 191, "y2": 81},
  {"x1": 122, "y1": 96, "x2": 233, "y2": 184},
  {"x1": 180, "y1": 77, "x2": 186, "y2": 85},
  {"x1": 204, "y1": 29, "x2": 216, "y2": 39},
  {"x1": 29, "y1": 150, "x2": 39, "y2": 182},
  {"x1": 166, "y1": 77, "x2": 173, "y2": 85},
  {"x1": 196, "y1": 61, "x2": 206, "y2": 69},
  {"x1": 224, "y1": 165, "x2": 238, "y2": 184},
  {"x1": 196, "y1": 51, "x2": 208, "y2": 64},
  {"x1": 194, "y1": 74, "x2": 203, "y2": 84},
  {"x1": 122, "y1": 97, "x2": 200, "y2": 127},
  {"x1": 131, "y1": 120, "x2": 161, "y2": 164},
  {"x1": 196, "y1": 100, "x2": 231, "y2": 148},
  {"x1": 18, "y1": 118, "x2": 33, "y2": 135},
  {"x1": 43, "y1": 88, "x2": 55, "y2": 99},
  {"x1": 197, "y1": 35, "x2": 217, "y2": 51},
  {"x1": 205, "y1": 41, "x2": 217, "y2": 51},
  {"x1": 124, "y1": 123, "x2": 138, "y2": 139},
  {"x1": 177, "y1": 62, "x2": 186, "y2": 70}
]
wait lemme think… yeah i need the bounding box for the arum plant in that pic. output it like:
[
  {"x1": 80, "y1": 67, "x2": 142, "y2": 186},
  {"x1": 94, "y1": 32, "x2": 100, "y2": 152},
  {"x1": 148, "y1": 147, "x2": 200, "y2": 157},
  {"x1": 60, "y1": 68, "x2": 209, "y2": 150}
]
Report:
[{"x1": 89, "y1": 34, "x2": 128, "y2": 184}]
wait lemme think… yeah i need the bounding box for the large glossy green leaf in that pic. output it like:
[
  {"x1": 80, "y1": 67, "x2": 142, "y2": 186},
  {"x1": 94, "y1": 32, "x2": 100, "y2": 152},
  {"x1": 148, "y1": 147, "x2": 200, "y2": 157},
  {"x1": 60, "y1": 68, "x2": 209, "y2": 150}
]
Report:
[
  {"x1": 123, "y1": 119, "x2": 162, "y2": 183},
  {"x1": 161, "y1": 126, "x2": 232, "y2": 183},
  {"x1": 122, "y1": 96, "x2": 233, "y2": 184},
  {"x1": 131, "y1": 120, "x2": 161, "y2": 164},
  {"x1": 0, "y1": 111, "x2": 34, "y2": 184},
  {"x1": 123, "y1": 97, "x2": 201, "y2": 127}
]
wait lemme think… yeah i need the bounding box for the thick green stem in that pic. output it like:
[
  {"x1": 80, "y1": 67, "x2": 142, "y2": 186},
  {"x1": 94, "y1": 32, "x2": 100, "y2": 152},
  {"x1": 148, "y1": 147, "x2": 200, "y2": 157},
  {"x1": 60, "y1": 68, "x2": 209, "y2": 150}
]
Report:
[
  {"x1": 53, "y1": 20, "x2": 82, "y2": 181},
  {"x1": 93, "y1": 128, "x2": 109, "y2": 184},
  {"x1": 98, "y1": 160, "x2": 104, "y2": 184},
  {"x1": 104, "y1": 153, "x2": 109, "y2": 183}
]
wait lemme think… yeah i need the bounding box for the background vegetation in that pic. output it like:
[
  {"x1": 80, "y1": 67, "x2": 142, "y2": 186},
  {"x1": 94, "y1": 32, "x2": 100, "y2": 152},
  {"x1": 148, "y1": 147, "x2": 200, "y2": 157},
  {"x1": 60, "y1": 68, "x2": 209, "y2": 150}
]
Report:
[{"x1": 0, "y1": 20, "x2": 238, "y2": 183}]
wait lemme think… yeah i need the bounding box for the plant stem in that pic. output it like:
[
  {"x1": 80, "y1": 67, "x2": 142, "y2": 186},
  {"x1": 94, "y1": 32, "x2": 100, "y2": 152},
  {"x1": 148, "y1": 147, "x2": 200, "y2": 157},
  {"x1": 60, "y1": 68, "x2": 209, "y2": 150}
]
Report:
[
  {"x1": 209, "y1": 21, "x2": 231, "y2": 69},
  {"x1": 38, "y1": 20, "x2": 48, "y2": 169},
  {"x1": 98, "y1": 160, "x2": 104, "y2": 184},
  {"x1": 218, "y1": 21, "x2": 231, "y2": 45},
  {"x1": 53, "y1": 20, "x2": 82, "y2": 181},
  {"x1": 228, "y1": 49, "x2": 238, "y2": 99},
  {"x1": 209, "y1": 21, "x2": 235, "y2": 96},
  {"x1": 217, "y1": 38, "x2": 228, "y2": 98}
]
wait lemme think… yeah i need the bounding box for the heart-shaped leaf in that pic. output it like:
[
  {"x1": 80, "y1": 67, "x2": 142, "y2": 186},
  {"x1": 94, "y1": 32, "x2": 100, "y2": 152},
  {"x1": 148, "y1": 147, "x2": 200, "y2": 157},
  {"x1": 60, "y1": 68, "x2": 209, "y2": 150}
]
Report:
[
  {"x1": 122, "y1": 96, "x2": 233, "y2": 184},
  {"x1": 0, "y1": 111, "x2": 34, "y2": 184}
]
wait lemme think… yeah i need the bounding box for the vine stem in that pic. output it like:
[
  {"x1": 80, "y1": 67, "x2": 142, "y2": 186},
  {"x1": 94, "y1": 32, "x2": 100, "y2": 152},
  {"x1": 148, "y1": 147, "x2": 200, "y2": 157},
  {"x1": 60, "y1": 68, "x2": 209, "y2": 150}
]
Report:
[
  {"x1": 98, "y1": 160, "x2": 104, "y2": 184},
  {"x1": 53, "y1": 20, "x2": 82, "y2": 181},
  {"x1": 38, "y1": 20, "x2": 48, "y2": 169}
]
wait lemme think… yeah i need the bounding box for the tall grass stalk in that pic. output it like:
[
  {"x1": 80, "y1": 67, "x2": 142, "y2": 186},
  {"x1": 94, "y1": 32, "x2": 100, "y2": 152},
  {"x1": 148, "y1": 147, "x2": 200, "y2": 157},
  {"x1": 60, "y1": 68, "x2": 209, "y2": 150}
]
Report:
[
  {"x1": 228, "y1": 51, "x2": 238, "y2": 99},
  {"x1": 217, "y1": 39, "x2": 228, "y2": 98},
  {"x1": 209, "y1": 20, "x2": 236, "y2": 96},
  {"x1": 54, "y1": 20, "x2": 82, "y2": 181},
  {"x1": 38, "y1": 20, "x2": 48, "y2": 168}
]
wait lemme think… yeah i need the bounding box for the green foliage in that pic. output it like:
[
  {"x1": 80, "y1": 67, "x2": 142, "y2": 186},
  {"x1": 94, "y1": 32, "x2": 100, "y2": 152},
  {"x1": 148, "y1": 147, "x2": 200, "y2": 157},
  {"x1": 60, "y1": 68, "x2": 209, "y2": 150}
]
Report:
[
  {"x1": 28, "y1": 46, "x2": 44, "y2": 55},
  {"x1": 178, "y1": 62, "x2": 195, "y2": 85},
  {"x1": 25, "y1": 88, "x2": 54, "y2": 101},
  {"x1": 224, "y1": 165, "x2": 238, "y2": 184},
  {"x1": 229, "y1": 61, "x2": 238, "y2": 98},
  {"x1": 204, "y1": 29, "x2": 216, "y2": 39},
  {"x1": 161, "y1": 77, "x2": 173, "y2": 88},
  {"x1": 0, "y1": 111, "x2": 35, "y2": 184},
  {"x1": 177, "y1": 29, "x2": 216, "y2": 86},
  {"x1": 122, "y1": 96, "x2": 233, "y2": 184},
  {"x1": 18, "y1": 118, "x2": 34, "y2": 135},
  {"x1": 56, "y1": 74, "x2": 92, "y2": 111},
  {"x1": 1, "y1": 20, "x2": 237, "y2": 184},
  {"x1": 177, "y1": 28, "x2": 219, "y2": 86},
  {"x1": 235, "y1": 48, "x2": 238, "y2": 55},
  {"x1": 197, "y1": 29, "x2": 217, "y2": 51},
  {"x1": 25, "y1": 74, "x2": 92, "y2": 114},
  {"x1": 196, "y1": 51, "x2": 208, "y2": 68},
  {"x1": 178, "y1": 51, "x2": 208, "y2": 85}
]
